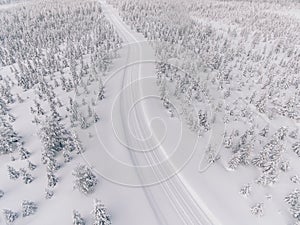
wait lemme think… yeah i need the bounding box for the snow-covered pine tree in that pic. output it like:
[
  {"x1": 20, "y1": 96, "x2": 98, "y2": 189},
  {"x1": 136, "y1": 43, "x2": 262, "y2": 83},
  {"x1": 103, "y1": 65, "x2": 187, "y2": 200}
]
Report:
[
  {"x1": 0, "y1": 98, "x2": 8, "y2": 115},
  {"x1": 2, "y1": 209, "x2": 18, "y2": 223},
  {"x1": 39, "y1": 115, "x2": 70, "y2": 155},
  {"x1": 16, "y1": 94, "x2": 24, "y2": 103},
  {"x1": 92, "y1": 199, "x2": 111, "y2": 225},
  {"x1": 46, "y1": 157, "x2": 60, "y2": 172},
  {"x1": 73, "y1": 210, "x2": 85, "y2": 225},
  {"x1": 73, "y1": 132, "x2": 84, "y2": 154},
  {"x1": 198, "y1": 109, "x2": 210, "y2": 132},
  {"x1": 20, "y1": 169, "x2": 34, "y2": 184},
  {"x1": 259, "y1": 125, "x2": 269, "y2": 137},
  {"x1": 250, "y1": 203, "x2": 264, "y2": 217},
  {"x1": 205, "y1": 145, "x2": 220, "y2": 164},
  {"x1": 0, "y1": 189, "x2": 4, "y2": 198},
  {"x1": 240, "y1": 184, "x2": 251, "y2": 197},
  {"x1": 292, "y1": 142, "x2": 300, "y2": 157},
  {"x1": 93, "y1": 113, "x2": 100, "y2": 123},
  {"x1": 63, "y1": 150, "x2": 72, "y2": 163},
  {"x1": 19, "y1": 147, "x2": 30, "y2": 160},
  {"x1": 73, "y1": 165, "x2": 97, "y2": 194},
  {"x1": 228, "y1": 154, "x2": 240, "y2": 171},
  {"x1": 7, "y1": 166, "x2": 19, "y2": 180},
  {"x1": 289, "y1": 128, "x2": 299, "y2": 139},
  {"x1": 79, "y1": 114, "x2": 89, "y2": 129},
  {"x1": 27, "y1": 160, "x2": 37, "y2": 171},
  {"x1": 34, "y1": 100, "x2": 45, "y2": 116},
  {"x1": 0, "y1": 118, "x2": 20, "y2": 155},
  {"x1": 49, "y1": 102, "x2": 62, "y2": 122},
  {"x1": 22, "y1": 200, "x2": 37, "y2": 217},
  {"x1": 223, "y1": 132, "x2": 233, "y2": 148},
  {"x1": 45, "y1": 189, "x2": 54, "y2": 199},
  {"x1": 285, "y1": 189, "x2": 300, "y2": 222},
  {"x1": 47, "y1": 172, "x2": 58, "y2": 188},
  {"x1": 8, "y1": 114, "x2": 15, "y2": 122}
]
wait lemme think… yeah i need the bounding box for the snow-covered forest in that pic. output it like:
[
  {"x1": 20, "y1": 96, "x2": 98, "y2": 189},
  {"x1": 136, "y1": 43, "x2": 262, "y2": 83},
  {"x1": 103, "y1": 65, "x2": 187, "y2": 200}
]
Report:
[
  {"x1": 0, "y1": 0, "x2": 120, "y2": 224},
  {"x1": 0, "y1": 0, "x2": 300, "y2": 224},
  {"x1": 108, "y1": 0, "x2": 300, "y2": 223}
]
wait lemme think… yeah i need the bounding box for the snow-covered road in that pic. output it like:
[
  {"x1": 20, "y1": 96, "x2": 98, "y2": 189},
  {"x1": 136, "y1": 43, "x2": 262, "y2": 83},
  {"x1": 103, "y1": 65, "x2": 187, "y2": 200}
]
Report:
[{"x1": 99, "y1": 1, "x2": 220, "y2": 224}]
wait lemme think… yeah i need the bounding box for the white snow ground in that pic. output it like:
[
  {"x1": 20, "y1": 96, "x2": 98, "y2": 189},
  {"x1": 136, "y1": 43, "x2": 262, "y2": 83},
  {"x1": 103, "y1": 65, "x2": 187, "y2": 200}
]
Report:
[{"x1": 0, "y1": 0, "x2": 300, "y2": 225}]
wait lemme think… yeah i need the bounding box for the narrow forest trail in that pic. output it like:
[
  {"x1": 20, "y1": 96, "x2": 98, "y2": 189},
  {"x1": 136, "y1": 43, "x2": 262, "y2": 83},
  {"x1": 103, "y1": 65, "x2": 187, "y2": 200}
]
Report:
[{"x1": 99, "y1": 1, "x2": 221, "y2": 225}]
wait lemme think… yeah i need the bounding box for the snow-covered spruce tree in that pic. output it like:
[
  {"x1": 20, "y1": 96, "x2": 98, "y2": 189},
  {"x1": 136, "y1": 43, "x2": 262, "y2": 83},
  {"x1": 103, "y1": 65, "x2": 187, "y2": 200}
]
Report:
[
  {"x1": 0, "y1": 84, "x2": 14, "y2": 104},
  {"x1": 47, "y1": 172, "x2": 58, "y2": 188},
  {"x1": 93, "y1": 113, "x2": 100, "y2": 123},
  {"x1": 285, "y1": 189, "x2": 300, "y2": 222},
  {"x1": 72, "y1": 132, "x2": 84, "y2": 154},
  {"x1": 0, "y1": 117, "x2": 21, "y2": 155},
  {"x1": 0, "y1": 189, "x2": 4, "y2": 198},
  {"x1": 41, "y1": 151, "x2": 55, "y2": 165},
  {"x1": 8, "y1": 114, "x2": 15, "y2": 122},
  {"x1": 250, "y1": 203, "x2": 264, "y2": 217},
  {"x1": 292, "y1": 142, "x2": 300, "y2": 157},
  {"x1": 7, "y1": 166, "x2": 19, "y2": 180},
  {"x1": 291, "y1": 175, "x2": 300, "y2": 184},
  {"x1": 2, "y1": 209, "x2": 18, "y2": 224},
  {"x1": 16, "y1": 94, "x2": 24, "y2": 103},
  {"x1": 205, "y1": 145, "x2": 220, "y2": 164},
  {"x1": 33, "y1": 100, "x2": 45, "y2": 116},
  {"x1": 20, "y1": 169, "x2": 34, "y2": 184},
  {"x1": 251, "y1": 136, "x2": 285, "y2": 186},
  {"x1": 63, "y1": 150, "x2": 72, "y2": 163},
  {"x1": 0, "y1": 98, "x2": 8, "y2": 115},
  {"x1": 69, "y1": 98, "x2": 80, "y2": 122},
  {"x1": 39, "y1": 115, "x2": 71, "y2": 156},
  {"x1": 223, "y1": 132, "x2": 233, "y2": 148},
  {"x1": 45, "y1": 189, "x2": 54, "y2": 200},
  {"x1": 27, "y1": 160, "x2": 37, "y2": 171},
  {"x1": 279, "y1": 160, "x2": 290, "y2": 172},
  {"x1": 227, "y1": 154, "x2": 240, "y2": 171},
  {"x1": 73, "y1": 210, "x2": 85, "y2": 225},
  {"x1": 46, "y1": 157, "x2": 60, "y2": 172},
  {"x1": 79, "y1": 114, "x2": 89, "y2": 129},
  {"x1": 273, "y1": 127, "x2": 288, "y2": 141},
  {"x1": 22, "y1": 200, "x2": 37, "y2": 217},
  {"x1": 19, "y1": 147, "x2": 30, "y2": 160},
  {"x1": 73, "y1": 165, "x2": 97, "y2": 194},
  {"x1": 159, "y1": 78, "x2": 171, "y2": 110},
  {"x1": 49, "y1": 100, "x2": 62, "y2": 122},
  {"x1": 240, "y1": 184, "x2": 251, "y2": 197},
  {"x1": 289, "y1": 129, "x2": 299, "y2": 139},
  {"x1": 98, "y1": 78, "x2": 105, "y2": 101},
  {"x1": 92, "y1": 199, "x2": 111, "y2": 225},
  {"x1": 198, "y1": 109, "x2": 210, "y2": 132}
]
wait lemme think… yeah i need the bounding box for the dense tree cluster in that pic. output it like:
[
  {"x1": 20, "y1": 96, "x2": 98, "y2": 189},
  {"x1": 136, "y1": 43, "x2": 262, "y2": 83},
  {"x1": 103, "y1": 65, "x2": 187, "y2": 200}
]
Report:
[
  {"x1": 109, "y1": 0, "x2": 300, "y2": 172},
  {"x1": 109, "y1": 0, "x2": 300, "y2": 121},
  {"x1": 73, "y1": 164, "x2": 98, "y2": 195},
  {"x1": 0, "y1": 0, "x2": 121, "y2": 68},
  {"x1": 108, "y1": 0, "x2": 300, "y2": 220},
  {"x1": 0, "y1": 0, "x2": 29, "y2": 4},
  {"x1": 0, "y1": 1, "x2": 120, "y2": 221},
  {"x1": 285, "y1": 189, "x2": 300, "y2": 222}
]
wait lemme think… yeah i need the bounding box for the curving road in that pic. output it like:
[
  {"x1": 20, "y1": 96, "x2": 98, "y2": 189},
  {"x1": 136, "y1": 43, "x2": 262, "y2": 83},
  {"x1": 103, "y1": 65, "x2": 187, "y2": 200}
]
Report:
[{"x1": 99, "y1": 1, "x2": 221, "y2": 225}]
